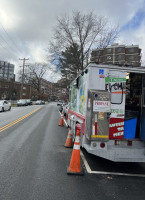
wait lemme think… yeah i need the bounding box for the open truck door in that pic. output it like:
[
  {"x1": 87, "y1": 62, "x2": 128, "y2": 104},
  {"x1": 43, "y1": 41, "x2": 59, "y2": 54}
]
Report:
[{"x1": 85, "y1": 90, "x2": 111, "y2": 142}]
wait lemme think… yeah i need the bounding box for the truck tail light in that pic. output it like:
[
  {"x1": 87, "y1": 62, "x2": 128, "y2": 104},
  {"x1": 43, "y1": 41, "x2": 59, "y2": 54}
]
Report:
[{"x1": 100, "y1": 143, "x2": 105, "y2": 148}]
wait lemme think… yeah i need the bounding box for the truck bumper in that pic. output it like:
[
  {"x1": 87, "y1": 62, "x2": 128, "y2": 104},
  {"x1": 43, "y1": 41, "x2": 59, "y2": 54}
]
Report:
[{"x1": 84, "y1": 140, "x2": 145, "y2": 162}]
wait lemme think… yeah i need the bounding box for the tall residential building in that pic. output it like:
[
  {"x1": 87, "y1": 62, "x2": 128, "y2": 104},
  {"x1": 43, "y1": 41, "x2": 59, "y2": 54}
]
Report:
[
  {"x1": 0, "y1": 61, "x2": 15, "y2": 80},
  {"x1": 91, "y1": 44, "x2": 142, "y2": 67}
]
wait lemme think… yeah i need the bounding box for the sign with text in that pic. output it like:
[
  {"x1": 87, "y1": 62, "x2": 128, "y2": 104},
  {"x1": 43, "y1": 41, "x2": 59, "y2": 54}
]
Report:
[
  {"x1": 93, "y1": 100, "x2": 110, "y2": 112},
  {"x1": 109, "y1": 118, "x2": 124, "y2": 139}
]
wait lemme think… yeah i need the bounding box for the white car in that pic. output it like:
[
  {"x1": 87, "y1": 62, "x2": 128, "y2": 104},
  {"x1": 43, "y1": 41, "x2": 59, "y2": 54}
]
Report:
[
  {"x1": 17, "y1": 99, "x2": 28, "y2": 106},
  {"x1": 35, "y1": 100, "x2": 43, "y2": 105},
  {"x1": 0, "y1": 100, "x2": 11, "y2": 112}
]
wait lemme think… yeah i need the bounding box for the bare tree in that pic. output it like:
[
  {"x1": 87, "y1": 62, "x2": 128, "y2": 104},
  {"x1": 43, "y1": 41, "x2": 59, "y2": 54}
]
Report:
[
  {"x1": 18, "y1": 62, "x2": 48, "y2": 99},
  {"x1": 49, "y1": 11, "x2": 119, "y2": 73},
  {"x1": 28, "y1": 63, "x2": 47, "y2": 92}
]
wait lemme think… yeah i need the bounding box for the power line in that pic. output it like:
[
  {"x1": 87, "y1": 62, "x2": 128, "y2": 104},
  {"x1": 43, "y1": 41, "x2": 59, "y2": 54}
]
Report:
[
  {"x1": 0, "y1": 34, "x2": 15, "y2": 53},
  {"x1": 0, "y1": 37, "x2": 19, "y2": 59},
  {"x1": 0, "y1": 22, "x2": 23, "y2": 55},
  {"x1": 0, "y1": 38, "x2": 14, "y2": 55}
]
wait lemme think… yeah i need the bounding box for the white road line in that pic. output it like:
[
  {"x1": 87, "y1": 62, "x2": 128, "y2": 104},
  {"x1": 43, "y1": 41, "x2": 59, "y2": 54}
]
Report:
[
  {"x1": 58, "y1": 111, "x2": 145, "y2": 178},
  {"x1": 63, "y1": 118, "x2": 68, "y2": 127},
  {"x1": 80, "y1": 150, "x2": 92, "y2": 173},
  {"x1": 81, "y1": 150, "x2": 145, "y2": 177}
]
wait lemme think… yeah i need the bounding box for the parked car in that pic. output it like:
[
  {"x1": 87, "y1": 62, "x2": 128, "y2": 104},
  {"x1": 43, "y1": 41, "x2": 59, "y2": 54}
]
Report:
[
  {"x1": 41, "y1": 101, "x2": 45, "y2": 104},
  {"x1": 17, "y1": 99, "x2": 28, "y2": 106},
  {"x1": 0, "y1": 100, "x2": 11, "y2": 112},
  {"x1": 57, "y1": 100, "x2": 63, "y2": 106},
  {"x1": 26, "y1": 99, "x2": 32, "y2": 105},
  {"x1": 35, "y1": 100, "x2": 43, "y2": 105}
]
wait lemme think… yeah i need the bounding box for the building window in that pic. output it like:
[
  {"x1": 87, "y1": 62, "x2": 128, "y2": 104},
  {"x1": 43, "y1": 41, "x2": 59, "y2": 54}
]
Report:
[
  {"x1": 116, "y1": 55, "x2": 121, "y2": 59},
  {"x1": 128, "y1": 48, "x2": 135, "y2": 53},
  {"x1": 107, "y1": 48, "x2": 112, "y2": 53},
  {"x1": 117, "y1": 48, "x2": 122, "y2": 52},
  {"x1": 9, "y1": 69, "x2": 14, "y2": 72},
  {"x1": 62, "y1": 89, "x2": 66, "y2": 94},
  {"x1": 22, "y1": 93, "x2": 26, "y2": 96},
  {"x1": 97, "y1": 51, "x2": 101, "y2": 55},
  {"x1": 107, "y1": 56, "x2": 112, "y2": 60},
  {"x1": 129, "y1": 55, "x2": 134, "y2": 59},
  {"x1": 23, "y1": 86, "x2": 26, "y2": 90}
]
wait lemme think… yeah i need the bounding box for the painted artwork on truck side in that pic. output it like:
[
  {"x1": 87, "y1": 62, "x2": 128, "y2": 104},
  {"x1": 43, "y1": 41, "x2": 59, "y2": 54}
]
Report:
[
  {"x1": 79, "y1": 75, "x2": 87, "y2": 116},
  {"x1": 70, "y1": 83, "x2": 77, "y2": 112}
]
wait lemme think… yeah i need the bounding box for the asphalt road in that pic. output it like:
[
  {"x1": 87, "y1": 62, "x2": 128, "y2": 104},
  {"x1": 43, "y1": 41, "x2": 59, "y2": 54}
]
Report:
[{"x1": 0, "y1": 102, "x2": 145, "y2": 200}]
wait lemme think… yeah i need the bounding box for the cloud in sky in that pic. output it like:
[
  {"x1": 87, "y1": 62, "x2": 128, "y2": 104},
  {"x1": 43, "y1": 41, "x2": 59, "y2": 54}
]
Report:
[{"x1": 0, "y1": 0, "x2": 145, "y2": 82}]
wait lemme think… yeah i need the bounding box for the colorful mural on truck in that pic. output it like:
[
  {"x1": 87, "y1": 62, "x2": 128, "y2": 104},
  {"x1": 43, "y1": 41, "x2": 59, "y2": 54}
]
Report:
[
  {"x1": 79, "y1": 75, "x2": 86, "y2": 115},
  {"x1": 70, "y1": 74, "x2": 87, "y2": 116},
  {"x1": 70, "y1": 83, "x2": 77, "y2": 112}
]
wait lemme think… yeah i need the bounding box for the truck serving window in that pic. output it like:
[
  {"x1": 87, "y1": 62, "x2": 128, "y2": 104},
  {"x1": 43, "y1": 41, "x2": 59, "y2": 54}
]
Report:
[{"x1": 111, "y1": 83, "x2": 123, "y2": 104}]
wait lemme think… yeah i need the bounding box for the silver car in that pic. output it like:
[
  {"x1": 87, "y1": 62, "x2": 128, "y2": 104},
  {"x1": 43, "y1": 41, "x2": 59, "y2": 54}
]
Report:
[
  {"x1": 0, "y1": 100, "x2": 11, "y2": 112},
  {"x1": 17, "y1": 99, "x2": 28, "y2": 106}
]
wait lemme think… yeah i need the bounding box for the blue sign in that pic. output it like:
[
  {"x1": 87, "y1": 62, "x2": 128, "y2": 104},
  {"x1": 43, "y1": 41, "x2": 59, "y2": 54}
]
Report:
[
  {"x1": 99, "y1": 69, "x2": 105, "y2": 78},
  {"x1": 99, "y1": 69, "x2": 104, "y2": 75}
]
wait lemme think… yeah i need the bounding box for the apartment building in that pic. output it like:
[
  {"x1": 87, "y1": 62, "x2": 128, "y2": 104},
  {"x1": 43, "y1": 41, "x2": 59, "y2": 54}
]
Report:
[
  {"x1": 40, "y1": 78, "x2": 52, "y2": 96},
  {"x1": 0, "y1": 79, "x2": 31, "y2": 100},
  {"x1": 91, "y1": 44, "x2": 142, "y2": 67},
  {"x1": 0, "y1": 61, "x2": 15, "y2": 80}
]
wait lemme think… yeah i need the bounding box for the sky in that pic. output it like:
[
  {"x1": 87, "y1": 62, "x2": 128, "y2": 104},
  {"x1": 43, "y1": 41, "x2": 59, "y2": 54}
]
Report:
[{"x1": 0, "y1": 0, "x2": 145, "y2": 82}]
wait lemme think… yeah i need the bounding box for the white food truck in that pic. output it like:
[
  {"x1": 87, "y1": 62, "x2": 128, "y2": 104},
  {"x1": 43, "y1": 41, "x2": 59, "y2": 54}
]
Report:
[{"x1": 67, "y1": 63, "x2": 145, "y2": 162}]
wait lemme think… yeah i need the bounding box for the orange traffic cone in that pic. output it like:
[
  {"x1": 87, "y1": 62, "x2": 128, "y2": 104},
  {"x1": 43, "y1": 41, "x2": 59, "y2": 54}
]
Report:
[
  {"x1": 59, "y1": 112, "x2": 64, "y2": 126},
  {"x1": 67, "y1": 125, "x2": 83, "y2": 175},
  {"x1": 64, "y1": 128, "x2": 73, "y2": 148}
]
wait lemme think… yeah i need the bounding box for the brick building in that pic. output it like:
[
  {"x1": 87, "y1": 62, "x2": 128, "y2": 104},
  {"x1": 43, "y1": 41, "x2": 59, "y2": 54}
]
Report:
[
  {"x1": 40, "y1": 78, "x2": 52, "y2": 97},
  {"x1": 0, "y1": 79, "x2": 31, "y2": 100},
  {"x1": 91, "y1": 44, "x2": 141, "y2": 67}
]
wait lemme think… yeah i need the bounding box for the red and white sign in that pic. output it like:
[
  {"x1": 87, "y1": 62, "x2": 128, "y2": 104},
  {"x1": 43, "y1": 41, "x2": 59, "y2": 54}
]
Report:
[
  {"x1": 109, "y1": 118, "x2": 124, "y2": 139},
  {"x1": 93, "y1": 100, "x2": 110, "y2": 112}
]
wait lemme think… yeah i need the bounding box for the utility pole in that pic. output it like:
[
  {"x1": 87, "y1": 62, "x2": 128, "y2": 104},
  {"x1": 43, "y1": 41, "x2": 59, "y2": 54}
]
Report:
[{"x1": 19, "y1": 58, "x2": 29, "y2": 99}]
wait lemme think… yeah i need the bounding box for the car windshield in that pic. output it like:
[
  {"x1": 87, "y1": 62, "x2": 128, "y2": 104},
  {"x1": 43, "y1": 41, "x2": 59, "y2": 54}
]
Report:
[{"x1": 0, "y1": 100, "x2": 4, "y2": 105}]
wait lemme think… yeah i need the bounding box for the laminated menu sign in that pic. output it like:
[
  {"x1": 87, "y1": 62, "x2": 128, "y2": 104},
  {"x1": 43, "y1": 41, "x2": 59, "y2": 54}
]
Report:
[{"x1": 93, "y1": 100, "x2": 110, "y2": 112}]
